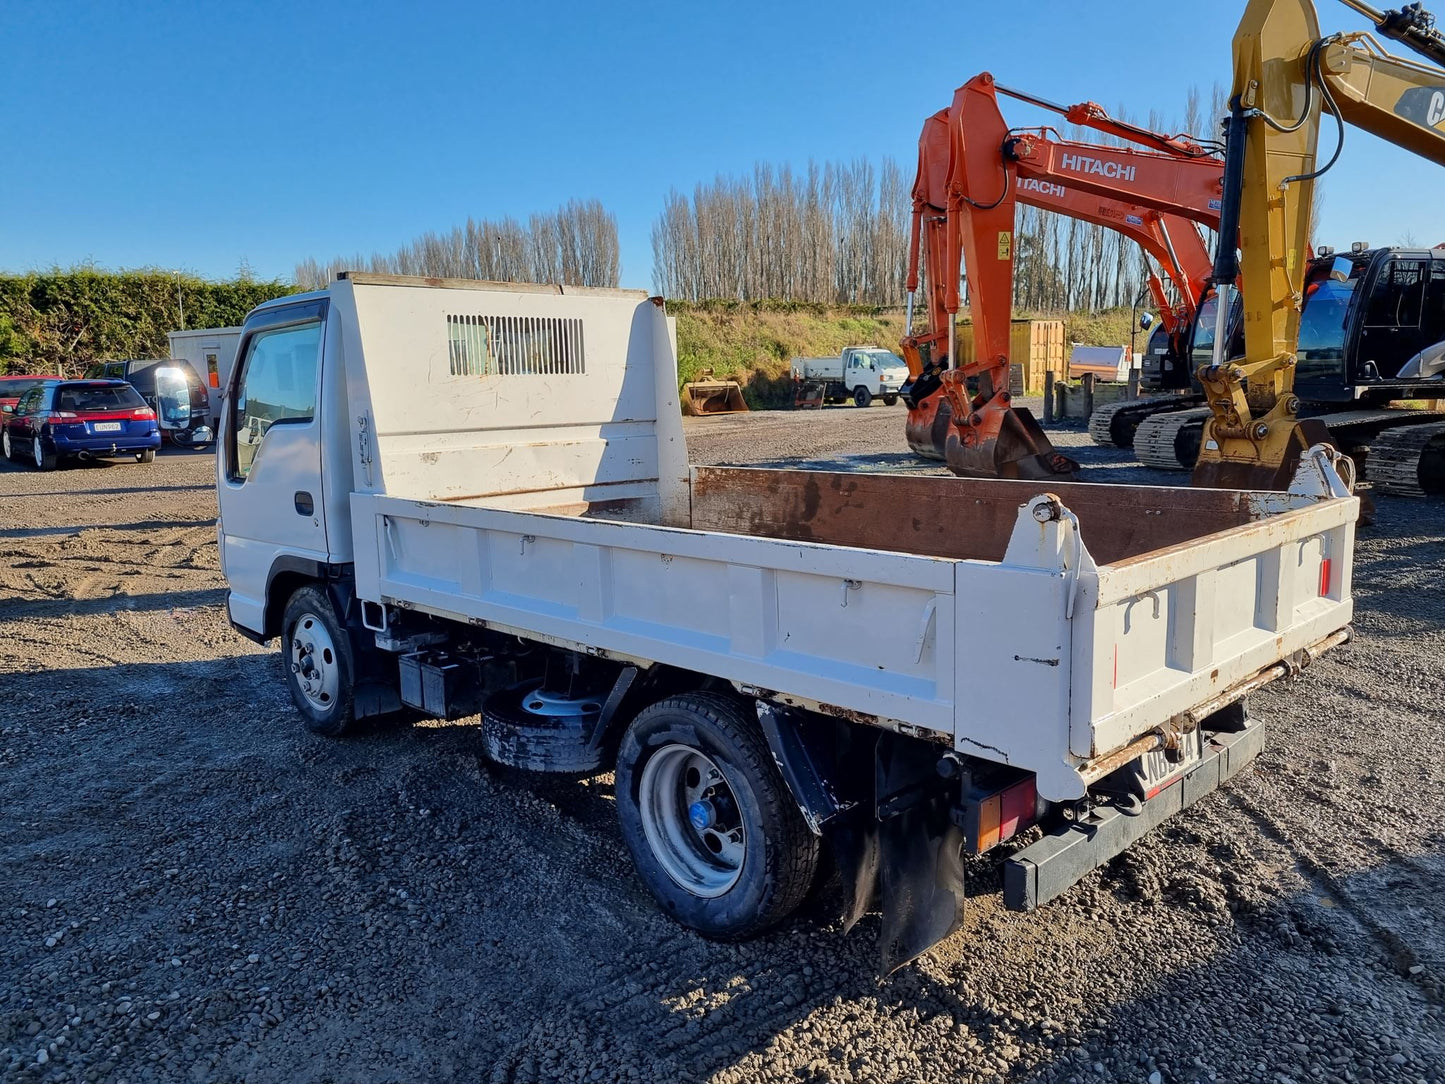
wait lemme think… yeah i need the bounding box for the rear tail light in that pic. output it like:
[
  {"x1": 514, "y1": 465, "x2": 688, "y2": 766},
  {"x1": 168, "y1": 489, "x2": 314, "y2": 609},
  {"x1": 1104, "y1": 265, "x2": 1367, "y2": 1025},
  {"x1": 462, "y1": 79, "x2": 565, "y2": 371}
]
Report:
[
  {"x1": 1319, "y1": 557, "x2": 1333, "y2": 597},
  {"x1": 964, "y1": 775, "x2": 1039, "y2": 853},
  {"x1": 53, "y1": 411, "x2": 77, "y2": 418},
  {"x1": 134, "y1": 407, "x2": 155, "y2": 419}
]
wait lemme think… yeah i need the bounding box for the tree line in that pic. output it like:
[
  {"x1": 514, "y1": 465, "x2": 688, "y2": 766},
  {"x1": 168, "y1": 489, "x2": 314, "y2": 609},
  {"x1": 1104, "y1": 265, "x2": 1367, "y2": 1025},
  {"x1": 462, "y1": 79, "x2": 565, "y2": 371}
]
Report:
[
  {"x1": 0, "y1": 269, "x2": 293, "y2": 376},
  {"x1": 295, "y1": 199, "x2": 620, "y2": 290},
  {"x1": 651, "y1": 160, "x2": 912, "y2": 306}
]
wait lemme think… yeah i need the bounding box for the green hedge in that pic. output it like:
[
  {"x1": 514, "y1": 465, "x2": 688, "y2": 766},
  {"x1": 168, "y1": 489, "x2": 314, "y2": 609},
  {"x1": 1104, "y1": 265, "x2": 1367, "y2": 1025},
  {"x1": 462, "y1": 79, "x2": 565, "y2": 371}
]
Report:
[{"x1": 0, "y1": 269, "x2": 297, "y2": 376}]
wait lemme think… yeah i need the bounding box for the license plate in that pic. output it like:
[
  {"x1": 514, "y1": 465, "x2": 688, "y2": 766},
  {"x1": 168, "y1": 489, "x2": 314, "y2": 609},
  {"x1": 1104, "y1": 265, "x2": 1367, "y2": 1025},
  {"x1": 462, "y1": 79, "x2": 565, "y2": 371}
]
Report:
[
  {"x1": 1138, "y1": 728, "x2": 1204, "y2": 798},
  {"x1": 92, "y1": 422, "x2": 122, "y2": 432}
]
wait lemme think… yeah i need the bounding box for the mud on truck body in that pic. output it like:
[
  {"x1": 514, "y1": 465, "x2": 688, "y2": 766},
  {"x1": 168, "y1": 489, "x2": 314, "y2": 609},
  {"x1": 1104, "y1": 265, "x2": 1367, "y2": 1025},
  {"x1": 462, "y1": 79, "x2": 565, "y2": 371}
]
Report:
[{"x1": 216, "y1": 274, "x2": 1356, "y2": 970}]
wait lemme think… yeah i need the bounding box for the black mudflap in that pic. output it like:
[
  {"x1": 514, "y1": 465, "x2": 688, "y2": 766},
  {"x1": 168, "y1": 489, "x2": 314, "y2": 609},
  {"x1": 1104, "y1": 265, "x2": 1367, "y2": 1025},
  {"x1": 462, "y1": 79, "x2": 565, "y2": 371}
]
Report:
[{"x1": 759, "y1": 708, "x2": 967, "y2": 975}]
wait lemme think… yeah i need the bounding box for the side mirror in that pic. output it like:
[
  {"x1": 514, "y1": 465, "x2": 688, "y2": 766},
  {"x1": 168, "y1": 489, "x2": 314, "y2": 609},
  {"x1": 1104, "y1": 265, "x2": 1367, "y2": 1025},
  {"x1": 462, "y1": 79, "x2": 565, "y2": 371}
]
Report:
[
  {"x1": 1138, "y1": 312, "x2": 1155, "y2": 331},
  {"x1": 1330, "y1": 255, "x2": 1353, "y2": 283}
]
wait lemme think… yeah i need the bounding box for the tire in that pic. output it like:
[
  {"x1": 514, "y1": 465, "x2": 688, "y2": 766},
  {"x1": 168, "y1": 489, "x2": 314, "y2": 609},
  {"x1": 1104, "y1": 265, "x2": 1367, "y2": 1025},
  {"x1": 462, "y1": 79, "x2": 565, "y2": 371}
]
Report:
[
  {"x1": 2, "y1": 429, "x2": 13, "y2": 461},
  {"x1": 615, "y1": 692, "x2": 819, "y2": 940},
  {"x1": 883, "y1": 395, "x2": 899, "y2": 407},
  {"x1": 32, "y1": 434, "x2": 56, "y2": 471},
  {"x1": 481, "y1": 682, "x2": 606, "y2": 774},
  {"x1": 136, "y1": 448, "x2": 156, "y2": 463},
  {"x1": 280, "y1": 585, "x2": 357, "y2": 737},
  {"x1": 853, "y1": 386, "x2": 873, "y2": 408}
]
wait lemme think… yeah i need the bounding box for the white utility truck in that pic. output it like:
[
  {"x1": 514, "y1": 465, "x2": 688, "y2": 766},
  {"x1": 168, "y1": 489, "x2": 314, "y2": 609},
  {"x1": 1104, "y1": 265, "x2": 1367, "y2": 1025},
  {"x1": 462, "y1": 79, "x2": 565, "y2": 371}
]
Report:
[
  {"x1": 790, "y1": 346, "x2": 910, "y2": 407},
  {"x1": 217, "y1": 274, "x2": 1357, "y2": 970}
]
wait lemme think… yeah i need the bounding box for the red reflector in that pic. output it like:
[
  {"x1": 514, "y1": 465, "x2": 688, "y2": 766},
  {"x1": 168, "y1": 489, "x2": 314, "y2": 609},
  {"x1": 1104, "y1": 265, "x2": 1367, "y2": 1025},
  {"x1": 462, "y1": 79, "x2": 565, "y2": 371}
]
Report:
[
  {"x1": 209, "y1": 372, "x2": 220, "y2": 388},
  {"x1": 1319, "y1": 558, "x2": 1332, "y2": 597},
  {"x1": 998, "y1": 778, "x2": 1037, "y2": 842}
]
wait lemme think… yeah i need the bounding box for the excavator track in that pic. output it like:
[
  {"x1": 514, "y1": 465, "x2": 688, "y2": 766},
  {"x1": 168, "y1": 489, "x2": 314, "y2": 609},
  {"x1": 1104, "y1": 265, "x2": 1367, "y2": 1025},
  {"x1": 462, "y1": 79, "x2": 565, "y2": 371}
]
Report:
[
  {"x1": 1086, "y1": 394, "x2": 1201, "y2": 448},
  {"x1": 1364, "y1": 420, "x2": 1445, "y2": 497},
  {"x1": 1133, "y1": 407, "x2": 1212, "y2": 470}
]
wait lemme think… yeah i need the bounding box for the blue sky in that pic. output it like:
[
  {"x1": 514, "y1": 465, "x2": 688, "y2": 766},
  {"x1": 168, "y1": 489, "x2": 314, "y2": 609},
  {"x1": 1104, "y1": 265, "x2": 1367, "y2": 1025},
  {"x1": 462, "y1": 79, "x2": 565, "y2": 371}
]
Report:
[{"x1": 2, "y1": 0, "x2": 1440, "y2": 290}]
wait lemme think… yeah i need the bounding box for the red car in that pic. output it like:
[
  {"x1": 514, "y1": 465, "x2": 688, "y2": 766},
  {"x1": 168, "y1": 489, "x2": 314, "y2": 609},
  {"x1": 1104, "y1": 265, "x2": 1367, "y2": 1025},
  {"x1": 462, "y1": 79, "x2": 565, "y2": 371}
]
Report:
[{"x1": 0, "y1": 373, "x2": 58, "y2": 413}]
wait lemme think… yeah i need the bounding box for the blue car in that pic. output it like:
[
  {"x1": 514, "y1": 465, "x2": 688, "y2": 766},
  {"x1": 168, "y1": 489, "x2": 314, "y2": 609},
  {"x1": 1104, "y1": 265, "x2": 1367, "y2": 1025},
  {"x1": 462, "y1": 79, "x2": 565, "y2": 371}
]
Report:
[{"x1": 1, "y1": 379, "x2": 162, "y2": 470}]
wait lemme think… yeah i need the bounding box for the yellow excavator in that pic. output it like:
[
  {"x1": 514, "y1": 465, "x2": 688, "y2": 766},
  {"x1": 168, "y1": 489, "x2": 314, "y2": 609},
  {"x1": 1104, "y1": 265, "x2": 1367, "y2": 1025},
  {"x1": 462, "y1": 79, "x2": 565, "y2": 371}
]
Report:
[{"x1": 1193, "y1": 0, "x2": 1445, "y2": 491}]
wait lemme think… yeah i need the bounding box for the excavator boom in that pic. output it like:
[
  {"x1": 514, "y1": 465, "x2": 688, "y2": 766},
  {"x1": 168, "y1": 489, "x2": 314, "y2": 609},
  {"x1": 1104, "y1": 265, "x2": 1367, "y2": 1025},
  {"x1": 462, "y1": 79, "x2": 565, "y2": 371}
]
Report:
[
  {"x1": 1192, "y1": 0, "x2": 1445, "y2": 490},
  {"x1": 903, "y1": 74, "x2": 1225, "y2": 469}
]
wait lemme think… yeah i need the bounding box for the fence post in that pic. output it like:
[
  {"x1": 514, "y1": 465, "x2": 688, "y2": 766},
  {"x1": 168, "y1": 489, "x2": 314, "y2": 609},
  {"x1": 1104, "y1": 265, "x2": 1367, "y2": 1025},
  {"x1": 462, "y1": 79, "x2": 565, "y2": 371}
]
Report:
[
  {"x1": 1043, "y1": 370, "x2": 1055, "y2": 424},
  {"x1": 1082, "y1": 372, "x2": 1095, "y2": 421},
  {"x1": 1127, "y1": 367, "x2": 1141, "y2": 400}
]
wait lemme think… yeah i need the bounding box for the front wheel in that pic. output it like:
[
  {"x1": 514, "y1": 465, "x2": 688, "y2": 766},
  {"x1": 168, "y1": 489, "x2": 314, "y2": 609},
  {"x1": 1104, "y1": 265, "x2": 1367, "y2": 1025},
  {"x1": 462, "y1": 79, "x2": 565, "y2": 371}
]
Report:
[
  {"x1": 853, "y1": 386, "x2": 873, "y2": 408},
  {"x1": 615, "y1": 693, "x2": 819, "y2": 940},
  {"x1": 2, "y1": 429, "x2": 13, "y2": 461},
  {"x1": 281, "y1": 585, "x2": 356, "y2": 737}
]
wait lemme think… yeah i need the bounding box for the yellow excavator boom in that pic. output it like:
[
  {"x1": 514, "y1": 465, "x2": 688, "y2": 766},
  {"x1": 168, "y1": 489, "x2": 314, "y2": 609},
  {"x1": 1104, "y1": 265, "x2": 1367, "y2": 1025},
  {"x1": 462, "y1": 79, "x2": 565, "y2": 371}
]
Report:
[{"x1": 1193, "y1": 0, "x2": 1445, "y2": 489}]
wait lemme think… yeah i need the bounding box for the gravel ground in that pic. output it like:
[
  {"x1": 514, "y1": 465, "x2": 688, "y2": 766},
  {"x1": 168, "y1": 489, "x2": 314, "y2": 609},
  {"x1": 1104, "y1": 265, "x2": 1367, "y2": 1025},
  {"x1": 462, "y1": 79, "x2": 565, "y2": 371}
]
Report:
[{"x1": 1, "y1": 410, "x2": 1442, "y2": 1084}]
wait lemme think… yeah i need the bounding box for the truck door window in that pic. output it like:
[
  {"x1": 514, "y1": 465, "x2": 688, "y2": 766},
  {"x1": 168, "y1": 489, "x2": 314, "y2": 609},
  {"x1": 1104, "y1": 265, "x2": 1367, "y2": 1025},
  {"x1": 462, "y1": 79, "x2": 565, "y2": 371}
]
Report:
[{"x1": 229, "y1": 321, "x2": 321, "y2": 481}]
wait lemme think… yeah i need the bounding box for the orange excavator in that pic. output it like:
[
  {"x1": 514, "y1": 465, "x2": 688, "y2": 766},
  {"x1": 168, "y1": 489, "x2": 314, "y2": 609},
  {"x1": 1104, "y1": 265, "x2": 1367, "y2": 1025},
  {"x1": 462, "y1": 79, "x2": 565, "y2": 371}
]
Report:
[{"x1": 900, "y1": 74, "x2": 1227, "y2": 472}]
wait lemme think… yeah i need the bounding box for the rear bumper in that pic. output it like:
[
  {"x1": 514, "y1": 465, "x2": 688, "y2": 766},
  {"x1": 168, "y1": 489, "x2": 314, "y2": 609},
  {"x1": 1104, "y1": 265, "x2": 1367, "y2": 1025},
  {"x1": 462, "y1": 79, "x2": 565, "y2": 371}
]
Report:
[
  {"x1": 51, "y1": 431, "x2": 161, "y2": 454},
  {"x1": 1003, "y1": 716, "x2": 1266, "y2": 912}
]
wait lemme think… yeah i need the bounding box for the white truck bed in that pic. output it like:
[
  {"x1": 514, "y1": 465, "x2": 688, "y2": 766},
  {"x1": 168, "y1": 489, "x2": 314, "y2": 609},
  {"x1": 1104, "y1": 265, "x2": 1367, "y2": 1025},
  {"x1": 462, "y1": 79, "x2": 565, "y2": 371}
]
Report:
[
  {"x1": 352, "y1": 465, "x2": 1353, "y2": 802},
  {"x1": 331, "y1": 273, "x2": 1356, "y2": 803}
]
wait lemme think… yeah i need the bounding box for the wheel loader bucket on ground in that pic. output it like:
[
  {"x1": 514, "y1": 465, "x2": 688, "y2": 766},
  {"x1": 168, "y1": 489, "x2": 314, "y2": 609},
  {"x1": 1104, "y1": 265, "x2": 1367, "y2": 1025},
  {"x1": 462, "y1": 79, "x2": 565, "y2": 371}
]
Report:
[{"x1": 681, "y1": 370, "x2": 748, "y2": 416}]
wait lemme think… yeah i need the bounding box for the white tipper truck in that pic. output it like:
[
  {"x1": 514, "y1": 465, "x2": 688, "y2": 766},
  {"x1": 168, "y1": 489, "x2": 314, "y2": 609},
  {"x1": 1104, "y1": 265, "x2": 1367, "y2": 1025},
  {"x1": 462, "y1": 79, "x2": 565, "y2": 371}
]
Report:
[
  {"x1": 217, "y1": 273, "x2": 1357, "y2": 970},
  {"x1": 790, "y1": 347, "x2": 910, "y2": 407}
]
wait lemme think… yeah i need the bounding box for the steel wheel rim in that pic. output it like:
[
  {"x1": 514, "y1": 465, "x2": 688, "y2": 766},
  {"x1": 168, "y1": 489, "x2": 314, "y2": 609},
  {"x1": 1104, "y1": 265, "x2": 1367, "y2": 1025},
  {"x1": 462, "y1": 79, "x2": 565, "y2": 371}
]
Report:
[
  {"x1": 2, "y1": 431, "x2": 9, "y2": 458},
  {"x1": 32, "y1": 436, "x2": 42, "y2": 467},
  {"x1": 289, "y1": 612, "x2": 339, "y2": 712},
  {"x1": 638, "y1": 744, "x2": 745, "y2": 898}
]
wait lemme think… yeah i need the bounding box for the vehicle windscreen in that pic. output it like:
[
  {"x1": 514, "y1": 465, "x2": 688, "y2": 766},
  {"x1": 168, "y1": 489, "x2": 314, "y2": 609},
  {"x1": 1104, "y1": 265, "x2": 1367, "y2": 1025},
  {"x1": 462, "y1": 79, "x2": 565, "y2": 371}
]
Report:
[
  {"x1": 0, "y1": 377, "x2": 44, "y2": 398},
  {"x1": 1297, "y1": 277, "x2": 1358, "y2": 384},
  {"x1": 1189, "y1": 293, "x2": 1244, "y2": 372},
  {"x1": 56, "y1": 385, "x2": 145, "y2": 412},
  {"x1": 865, "y1": 351, "x2": 905, "y2": 369}
]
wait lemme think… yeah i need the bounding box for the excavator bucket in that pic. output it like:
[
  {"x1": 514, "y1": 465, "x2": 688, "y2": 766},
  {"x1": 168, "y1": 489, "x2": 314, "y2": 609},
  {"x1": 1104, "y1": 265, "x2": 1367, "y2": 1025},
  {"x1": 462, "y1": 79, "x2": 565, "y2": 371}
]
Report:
[
  {"x1": 904, "y1": 393, "x2": 952, "y2": 460},
  {"x1": 1191, "y1": 417, "x2": 1332, "y2": 491},
  {"x1": 943, "y1": 406, "x2": 1080, "y2": 481},
  {"x1": 680, "y1": 370, "x2": 748, "y2": 416}
]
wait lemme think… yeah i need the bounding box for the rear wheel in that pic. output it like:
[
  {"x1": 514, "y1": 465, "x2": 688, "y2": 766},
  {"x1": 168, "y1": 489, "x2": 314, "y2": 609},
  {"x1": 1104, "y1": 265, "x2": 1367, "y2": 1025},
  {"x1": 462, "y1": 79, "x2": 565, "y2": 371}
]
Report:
[
  {"x1": 32, "y1": 434, "x2": 55, "y2": 471},
  {"x1": 615, "y1": 693, "x2": 819, "y2": 940},
  {"x1": 281, "y1": 586, "x2": 356, "y2": 737},
  {"x1": 2, "y1": 430, "x2": 13, "y2": 461},
  {"x1": 136, "y1": 448, "x2": 156, "y2": 463},
  {"x1": 853, "y1": 386, "x2": 873, "y2": 408}
]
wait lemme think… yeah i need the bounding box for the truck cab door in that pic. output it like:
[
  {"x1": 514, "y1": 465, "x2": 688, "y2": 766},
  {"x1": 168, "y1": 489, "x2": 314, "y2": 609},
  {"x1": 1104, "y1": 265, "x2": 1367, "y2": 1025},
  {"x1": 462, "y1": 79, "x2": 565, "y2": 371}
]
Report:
[
  {"x1": 216, "y1": 300, "x2": 329, "y2": 633},
  {"x1": 845, "y1": 352, "x2": 872, "y2": 391}
]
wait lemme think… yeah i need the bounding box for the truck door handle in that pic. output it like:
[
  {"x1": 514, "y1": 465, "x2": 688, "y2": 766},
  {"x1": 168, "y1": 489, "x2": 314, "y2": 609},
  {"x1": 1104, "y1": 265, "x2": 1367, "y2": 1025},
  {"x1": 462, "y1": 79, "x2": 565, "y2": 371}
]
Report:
[{"x1": 294, "y1": 491, "x2": 314, "y2": 516}]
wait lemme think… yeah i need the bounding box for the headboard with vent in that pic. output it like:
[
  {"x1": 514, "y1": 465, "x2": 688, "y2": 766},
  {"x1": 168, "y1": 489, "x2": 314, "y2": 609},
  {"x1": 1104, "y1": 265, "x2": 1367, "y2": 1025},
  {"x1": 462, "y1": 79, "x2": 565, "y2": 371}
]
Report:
[{"x1": 331, "y1": 274, "x2": 689, "y2": 525}]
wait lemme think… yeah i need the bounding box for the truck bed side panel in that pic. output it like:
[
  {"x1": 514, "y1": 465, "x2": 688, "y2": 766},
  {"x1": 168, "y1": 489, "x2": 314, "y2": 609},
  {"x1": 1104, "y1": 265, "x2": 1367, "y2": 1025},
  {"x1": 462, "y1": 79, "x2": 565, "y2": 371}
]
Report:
[{"x1": 352, "y1": 494, "x2": 959, "y2": 736}]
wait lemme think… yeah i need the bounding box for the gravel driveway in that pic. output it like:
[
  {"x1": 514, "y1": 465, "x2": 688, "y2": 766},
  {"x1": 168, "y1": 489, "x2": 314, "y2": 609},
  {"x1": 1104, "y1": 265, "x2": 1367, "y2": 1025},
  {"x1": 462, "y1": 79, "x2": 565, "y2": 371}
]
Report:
[{"x1": 1, "y1": 411, "x2": 1441, "y2": 1083}]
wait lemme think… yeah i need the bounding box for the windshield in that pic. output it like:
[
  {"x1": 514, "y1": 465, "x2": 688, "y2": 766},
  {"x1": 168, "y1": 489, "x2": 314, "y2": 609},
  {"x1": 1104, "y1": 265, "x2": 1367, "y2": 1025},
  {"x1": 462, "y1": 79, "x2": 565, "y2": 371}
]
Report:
[
  {"x1": 56, "y1": 384, "x2": 145, "y2": 412},
  {"x1": 1297, "y1": 277, "x2": 1358, "y2": 385},
  {"x1": 1189, "y1": 293, "x2": 1244, "y2": 373},
  {"x1": 0, "y1": 377, "x2": 44, "y2": 399},
  {"x1": 864, "y1": 350, "x2": 904, "y2": 369}
]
